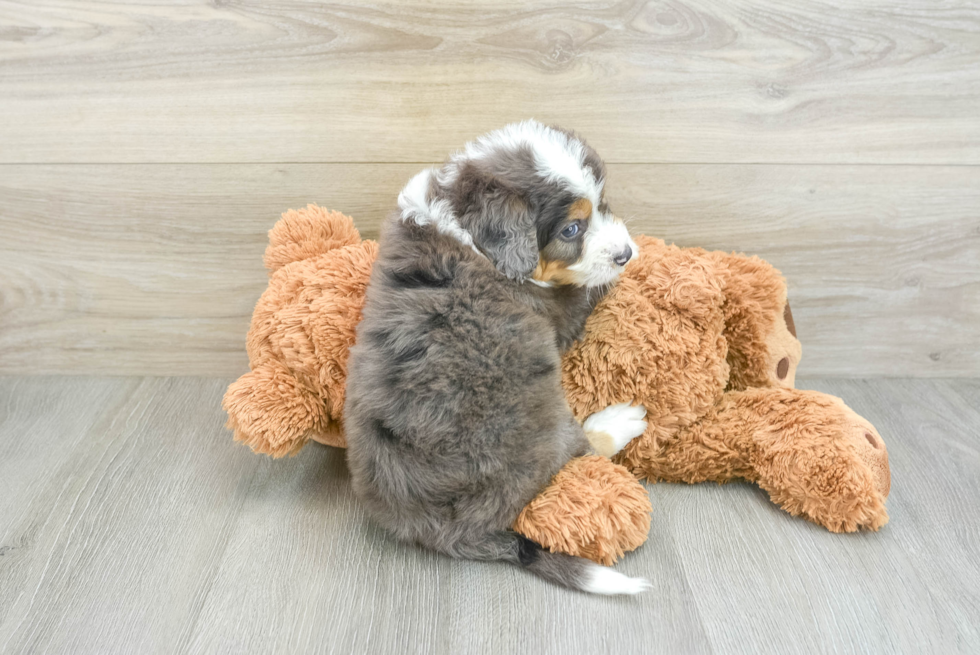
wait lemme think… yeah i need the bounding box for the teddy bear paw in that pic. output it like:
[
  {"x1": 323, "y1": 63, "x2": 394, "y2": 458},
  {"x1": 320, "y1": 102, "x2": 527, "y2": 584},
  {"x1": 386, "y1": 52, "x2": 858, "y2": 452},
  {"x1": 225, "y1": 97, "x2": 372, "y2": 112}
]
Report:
[
  {"x1": 759, "y1": 392, "x2": 891, "y2": 533},
  {"x1": 768, "y1": 302, "x2": 803, "y2": 388},
  {"x1": 837, "y1": 401, "x2": 891, "y2": 499}
]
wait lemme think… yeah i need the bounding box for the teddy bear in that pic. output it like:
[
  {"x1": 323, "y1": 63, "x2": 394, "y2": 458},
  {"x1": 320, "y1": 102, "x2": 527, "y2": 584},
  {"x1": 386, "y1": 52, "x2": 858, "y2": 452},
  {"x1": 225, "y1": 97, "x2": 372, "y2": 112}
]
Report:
[{"x1": 223, "y1": 204, "x2": 891, "y2": 565}]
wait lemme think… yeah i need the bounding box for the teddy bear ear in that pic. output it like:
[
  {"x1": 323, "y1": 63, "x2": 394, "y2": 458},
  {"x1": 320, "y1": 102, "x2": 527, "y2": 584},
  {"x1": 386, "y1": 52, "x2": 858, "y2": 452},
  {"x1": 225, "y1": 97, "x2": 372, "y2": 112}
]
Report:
[{"x1": 263, "y1": 204, "x2": 362, "y2": 275}]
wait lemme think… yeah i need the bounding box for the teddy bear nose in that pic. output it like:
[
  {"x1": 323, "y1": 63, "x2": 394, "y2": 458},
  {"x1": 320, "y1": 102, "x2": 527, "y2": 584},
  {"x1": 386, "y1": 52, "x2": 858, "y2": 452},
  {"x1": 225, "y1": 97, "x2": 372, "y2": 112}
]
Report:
[{"x1": 613, "y1": 246, "x2": 632, "y2": 267}]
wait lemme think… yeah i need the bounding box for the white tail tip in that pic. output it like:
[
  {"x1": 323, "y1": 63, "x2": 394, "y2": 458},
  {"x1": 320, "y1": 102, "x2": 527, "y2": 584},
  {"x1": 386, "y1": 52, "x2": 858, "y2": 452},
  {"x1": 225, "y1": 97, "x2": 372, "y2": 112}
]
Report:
[{"x1": 582, "y1": 564, "x2": 652, "y2": 596}]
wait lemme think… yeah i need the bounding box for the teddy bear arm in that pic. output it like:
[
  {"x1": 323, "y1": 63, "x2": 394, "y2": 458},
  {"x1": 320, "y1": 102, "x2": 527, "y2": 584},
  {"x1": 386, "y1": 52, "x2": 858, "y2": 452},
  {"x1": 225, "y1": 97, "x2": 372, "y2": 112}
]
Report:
[
  {"x1": 223, "y1": 362, "x2": 335, "y2": 457},
  {"x1": 513, "y1": 456, "x2": 651, "y2": 566}
]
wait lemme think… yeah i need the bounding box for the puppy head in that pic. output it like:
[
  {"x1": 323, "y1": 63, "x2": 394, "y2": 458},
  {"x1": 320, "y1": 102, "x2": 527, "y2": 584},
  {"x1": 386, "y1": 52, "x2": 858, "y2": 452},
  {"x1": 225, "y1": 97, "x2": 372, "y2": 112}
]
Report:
[
  {"x1": 433, "y1": 121, "x2": 637, "y2": 287},
  {"x1": 532, "y1": 195, "x2": 637, "y2": 289}
]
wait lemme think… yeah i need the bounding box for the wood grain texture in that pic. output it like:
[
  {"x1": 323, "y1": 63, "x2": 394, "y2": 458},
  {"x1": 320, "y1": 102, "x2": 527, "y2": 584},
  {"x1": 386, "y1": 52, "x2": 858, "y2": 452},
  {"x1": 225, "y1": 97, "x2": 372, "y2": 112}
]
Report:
[
  {"x1": 1, "y1": 163, "x2": 977, "y2": 377},
  {"x1": 1, "y1": 1, "x2": 978, "y2": 164},
  {"x1": 0, "y1": 376, "x2": 977, "y2": 654},
  {"x1": 0, "y1": 377, "x2": 262, "y2": 653}
]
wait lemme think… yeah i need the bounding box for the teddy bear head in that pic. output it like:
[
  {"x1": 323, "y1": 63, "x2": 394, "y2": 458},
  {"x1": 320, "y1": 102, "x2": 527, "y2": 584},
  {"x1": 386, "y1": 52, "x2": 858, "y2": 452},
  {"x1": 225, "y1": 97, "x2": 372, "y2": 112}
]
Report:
[{"x1": 223, "y1": 206, "x2": 376, "y2": 456}]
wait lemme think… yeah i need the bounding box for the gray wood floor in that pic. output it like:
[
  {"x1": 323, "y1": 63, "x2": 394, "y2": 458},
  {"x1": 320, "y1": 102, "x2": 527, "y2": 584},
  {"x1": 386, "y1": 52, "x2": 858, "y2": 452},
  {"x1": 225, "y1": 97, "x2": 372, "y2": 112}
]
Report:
[{"x1": 0, "y1": 376, "x2": 977, "y2": 654}]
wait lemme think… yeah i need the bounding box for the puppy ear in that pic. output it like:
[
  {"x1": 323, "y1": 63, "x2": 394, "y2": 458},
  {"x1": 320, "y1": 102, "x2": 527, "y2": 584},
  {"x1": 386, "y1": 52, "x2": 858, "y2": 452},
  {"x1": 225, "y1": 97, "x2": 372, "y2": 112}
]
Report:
[
  {"x1": 456, "y1": 168, "x2": 538, "y2": 281},
  {"x1": 477, "y1": 191, "x2": 538, "y2": 281}
]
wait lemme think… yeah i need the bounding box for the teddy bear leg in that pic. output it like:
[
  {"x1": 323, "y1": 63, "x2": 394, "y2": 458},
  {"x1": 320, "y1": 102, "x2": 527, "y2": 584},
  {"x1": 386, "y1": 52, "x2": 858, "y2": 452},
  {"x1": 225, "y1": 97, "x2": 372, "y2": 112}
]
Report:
[
  {"x1": 742, "y1": 388, "x2": 890, "y2": 532},
  {"x1": 621, "y1": 387, "x2": 890, "y2": 532},
  {"x1": 723, "y1": 388, "x2": 888, "y2": 531},
  {"x1": 710, "y1": 251, "x2": 802, "y2": 390},
  {"x1": 513, "y1": 456, "x2": 652, "y2": 566},
  {"x1": 222, "y1": 362, "x2": 333, "y2": 457}
]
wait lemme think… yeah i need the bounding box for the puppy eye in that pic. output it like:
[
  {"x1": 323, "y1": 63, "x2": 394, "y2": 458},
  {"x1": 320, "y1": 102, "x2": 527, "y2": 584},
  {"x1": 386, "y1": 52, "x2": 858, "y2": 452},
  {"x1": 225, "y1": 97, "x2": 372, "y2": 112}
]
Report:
[{"x1": 560, "y1": 224, "x2": 580, "y2": 239}]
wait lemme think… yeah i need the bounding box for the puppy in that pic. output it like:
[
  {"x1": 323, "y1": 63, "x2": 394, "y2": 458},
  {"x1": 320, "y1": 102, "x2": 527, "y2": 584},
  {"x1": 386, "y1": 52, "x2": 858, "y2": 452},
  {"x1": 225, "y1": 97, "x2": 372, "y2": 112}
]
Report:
[{"x1": 345, "y1": 121, "x2": 649, "y2": 595}]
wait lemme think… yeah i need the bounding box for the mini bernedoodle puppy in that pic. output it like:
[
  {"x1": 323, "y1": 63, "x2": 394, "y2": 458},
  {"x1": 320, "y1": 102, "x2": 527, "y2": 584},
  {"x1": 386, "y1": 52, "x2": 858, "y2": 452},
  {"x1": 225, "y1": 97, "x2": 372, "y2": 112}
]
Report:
[{"x1": 345, "y1": 121, "x2": 650, "y2": 595}]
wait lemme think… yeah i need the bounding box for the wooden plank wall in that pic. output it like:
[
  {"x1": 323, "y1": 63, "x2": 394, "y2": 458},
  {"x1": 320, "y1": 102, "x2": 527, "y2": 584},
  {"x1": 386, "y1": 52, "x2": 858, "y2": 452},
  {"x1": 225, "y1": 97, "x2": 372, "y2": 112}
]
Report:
[{"x1": 0, "y1": 0, "x2": 978, "y2": 377}]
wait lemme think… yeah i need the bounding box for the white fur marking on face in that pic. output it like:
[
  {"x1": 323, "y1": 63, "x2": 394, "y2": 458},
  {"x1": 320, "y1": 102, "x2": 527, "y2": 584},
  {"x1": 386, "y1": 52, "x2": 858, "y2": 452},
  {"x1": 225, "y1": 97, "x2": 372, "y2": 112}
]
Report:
[
  {"x1": 569, "y1": 213, "x2": 638, "y2": 288},
  {"x1": 581, "y1": 563, "x2": 652, "y2": 595},
  {"x1": 583, "y1": 402, "x2": 647, "y2": 456},
  {"x1": 526, "y1": 278, "x2": 554, "y2": 288},
  {"x1": 399, "y1": 122, "x2": 611, "y2": 263},
  {"x1": 398, "y1": 168, "x2": 482, "y2": 255},
  {"x1": 456, "y1": 120, "x2": 604, "y2": 206}
]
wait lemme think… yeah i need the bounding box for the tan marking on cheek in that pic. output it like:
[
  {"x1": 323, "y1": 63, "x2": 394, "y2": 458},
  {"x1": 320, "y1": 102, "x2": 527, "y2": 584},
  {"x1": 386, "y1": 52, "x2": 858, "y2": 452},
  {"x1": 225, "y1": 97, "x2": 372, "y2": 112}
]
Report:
[
  {"x1": 533, "y1": 257, "x2": 583, "y2": 285},
  {"x1": 568, "y1": 198, "x2": 592, "y2": 220}
]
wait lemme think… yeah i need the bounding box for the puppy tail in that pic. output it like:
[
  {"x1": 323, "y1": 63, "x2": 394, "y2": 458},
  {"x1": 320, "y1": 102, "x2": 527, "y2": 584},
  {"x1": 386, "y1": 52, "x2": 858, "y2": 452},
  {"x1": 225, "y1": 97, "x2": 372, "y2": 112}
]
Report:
[{"x1": 448, "y1": 531, "x2": 651, "y2": 596}]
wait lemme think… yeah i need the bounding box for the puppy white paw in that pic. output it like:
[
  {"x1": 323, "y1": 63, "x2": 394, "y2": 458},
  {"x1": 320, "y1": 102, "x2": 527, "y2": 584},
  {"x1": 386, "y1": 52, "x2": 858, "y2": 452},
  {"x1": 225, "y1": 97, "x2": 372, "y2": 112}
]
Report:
[{"x1": 583, "y1": 402, "x2": 648, "y2": 458}]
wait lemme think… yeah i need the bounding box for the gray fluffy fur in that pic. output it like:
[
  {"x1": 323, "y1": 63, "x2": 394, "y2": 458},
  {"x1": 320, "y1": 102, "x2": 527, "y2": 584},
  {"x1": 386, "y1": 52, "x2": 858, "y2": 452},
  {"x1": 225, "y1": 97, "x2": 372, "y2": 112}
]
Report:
[{"x1": 344, "y1": 129, "x2": 616, "y2": 592}]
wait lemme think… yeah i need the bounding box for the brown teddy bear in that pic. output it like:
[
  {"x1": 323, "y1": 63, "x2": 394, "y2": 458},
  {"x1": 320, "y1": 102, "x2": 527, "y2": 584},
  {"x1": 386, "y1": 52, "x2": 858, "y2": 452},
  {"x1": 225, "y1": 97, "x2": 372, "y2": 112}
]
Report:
[{"x1": 224, "y1": 205, "x2": 891, "y2": 565}]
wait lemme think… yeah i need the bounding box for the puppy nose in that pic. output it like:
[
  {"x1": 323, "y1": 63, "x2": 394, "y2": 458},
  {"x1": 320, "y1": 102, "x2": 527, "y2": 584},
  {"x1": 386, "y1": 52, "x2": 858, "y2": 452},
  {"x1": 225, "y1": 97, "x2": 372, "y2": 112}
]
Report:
[{"x1": 613, "y1": 246, "x2": 632, "y2": 267}]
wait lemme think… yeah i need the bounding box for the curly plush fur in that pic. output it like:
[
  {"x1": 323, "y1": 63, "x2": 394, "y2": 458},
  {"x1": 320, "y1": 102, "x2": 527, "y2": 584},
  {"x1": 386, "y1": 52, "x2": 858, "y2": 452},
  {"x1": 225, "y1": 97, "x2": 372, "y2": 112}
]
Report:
[
  {"x1": 224, "y1": 206, "x2": 376, "y2": 455},
  {"x1": 224, "y1": 206, "x2": 890, "y2": 565},
  {"x1": 562, "y1": 236, "x2": 889, "y2": 534}
]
